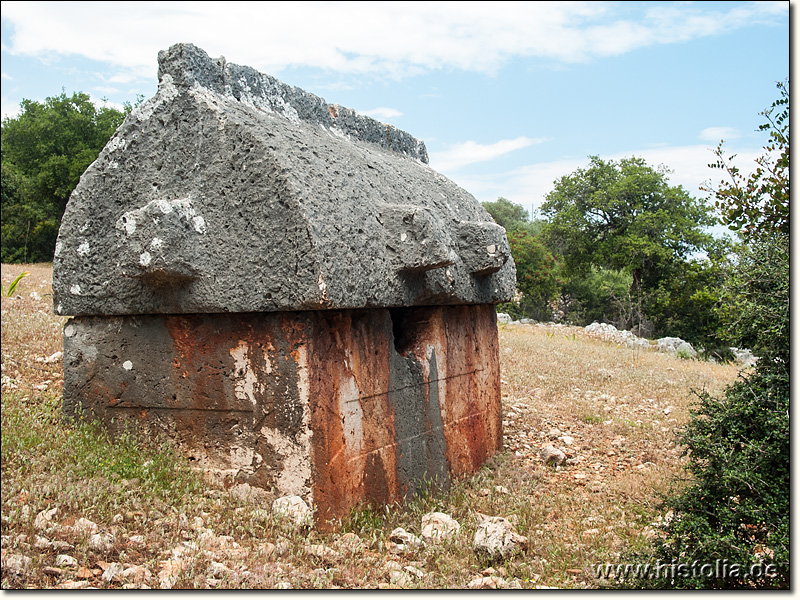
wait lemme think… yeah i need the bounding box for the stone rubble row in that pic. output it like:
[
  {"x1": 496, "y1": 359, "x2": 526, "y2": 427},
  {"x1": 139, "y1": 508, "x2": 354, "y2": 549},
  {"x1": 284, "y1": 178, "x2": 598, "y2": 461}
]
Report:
[{"x1": 497, "y1": 315, "x2": 758, "y2": 366}]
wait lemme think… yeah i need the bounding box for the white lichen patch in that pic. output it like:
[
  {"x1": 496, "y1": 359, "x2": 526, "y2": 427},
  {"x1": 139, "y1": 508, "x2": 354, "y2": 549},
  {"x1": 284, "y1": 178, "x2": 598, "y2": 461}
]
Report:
[
  {"x1": 64, "y1": 324, "x2": 75, "y2": 338},
  {"x1": 192, "y1": 215, "x2": 206, "y2": 234},
  {"x1": 115, "y1": 197, "x2": 207, "y2": 237},
  {"x1": 122, "y1": 360, "x2": 133, "y2": 371},
  {"x1": 139, "y1": 251, "x2": 152, "y2": 267},
  {"x1": 54, "y1": 241, "x2": 63, "y2": 258},
  {"x1": 317, "y1": 273, "x2": 328, "y2": 300},
  {"x1": 150, "y1": 238, "x2": 163, "y2": 250},
  {"x1": 70, "y1": 284, "x2": 81, "y2": 295}
]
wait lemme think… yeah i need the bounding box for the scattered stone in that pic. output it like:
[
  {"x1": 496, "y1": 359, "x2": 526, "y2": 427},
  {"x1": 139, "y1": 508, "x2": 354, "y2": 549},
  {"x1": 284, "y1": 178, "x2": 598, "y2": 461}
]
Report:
[
  {"x1": 274, "y1": 538, "x2": 292, "y2": 557},
  {"x1": 468, "y1": 575, "x2": 508, "y2": 589},
  {"x1": 101, "y1": 562, "x2": 125, "y2": 583},
  {"x1": 388, "y1": 527, "x2": 425, "y2": 553},
  {"x1": 229, "y1": 482, "x2": 272, "y2": 503},
  {"x1": 75, "y1": 566, "x2": 94, "y2": 579},
  {"x1": 540, "y1": 445, "x2": 566, "y2": 466},
  {"x1": 334, "y1": 532, "x2": 366, "y2": 554},
  {"x1": 404, "y1": 566, "x2": 425, "y2": 580},
  {"x1": 89, "y1": 531, "x2": 115, "y2": 552},
  {"x1": 560, "y1": 435, "x2": 574, "y2": 445},
  {"x1": 275, "y1": 581, "x2": 293, "y2": 589},
  {"x1": 420, "y1": 512, "x2": 460, "y2": 543},
  {"x1": 127, "y1": 535, "x2": 145, "y2": 546},
  {"x1": 58, "y1": 580, "x2": 92, "y2": 589},
  {"x1": 389, "y1": 567, "x2": 414, "y2": 587},
  {"x1": 473, "y1": 513, "x2": 528, "y2": 560},
  {"x1": 34, "y1": 507, "x2": 58, "y2": 530},
  {"x1": 496, "y1": 313, "x2": 512, "y2": 324},
  {"x1": 121, "y1": 565, "x2": 152, "y2": 584},
  {"x1": 71, "y1": 517, "x2": 99, "y2": 536},
  {"x1": 2, "y1": 553, "x2": 32, "y2": 576},
  {"x1": 207, "y1": 561, "x2": 232, "y2": 579},
  {"x1": 56, "y1": 554, "x2": 78, "y2": 567},
  {"x1": 547, "y1": 427, "x2": 562, "y2": 439},
  {"x1": 731, "y1": 347, "x2": 758, "y2": 368},
  {"x1": 656, "y1": 337, "x2": 697, "y2": 358},
  {"x1": 272, "y1": 495, "x2": 312, "y2": 528},
  {"x1": 494, "y1": 485, "x2": 510, "y2": 494},
  {"x1": 158, "y1": 558, "x2": 187, "y2": 589},
  {"x1": 43, "y1": 566, "x2": 63, "y2": 576},
  {"x1": 112, "y1": 513, "x2": 124, "y2": 524}
]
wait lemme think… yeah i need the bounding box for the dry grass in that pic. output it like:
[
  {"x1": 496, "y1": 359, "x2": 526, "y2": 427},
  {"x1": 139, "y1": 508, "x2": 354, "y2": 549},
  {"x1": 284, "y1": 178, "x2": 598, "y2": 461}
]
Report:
[{"x1": 1, "y1": 263, "x2": 739, "y2": 589}]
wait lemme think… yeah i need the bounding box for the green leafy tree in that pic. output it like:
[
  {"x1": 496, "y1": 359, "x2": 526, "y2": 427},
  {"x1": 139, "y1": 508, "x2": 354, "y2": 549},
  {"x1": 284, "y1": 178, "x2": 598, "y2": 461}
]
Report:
[
  {"x1": 646, "y1": 236, "x2": 736, "y2": 357},
  {"x1": 541, "y1": 156, "x2": 715, "y2": 333},
  {"x1": 504, "y1": 230, "x2": 562, "y2": 321},
  {"x1": 622, "y1": 81, "x2": 789, "y2": 590},
  {"x1": 703, "y1": 79, "x2": 788, "y2": 237},
  {"x1": 1, "y1": 92, "x2": 129, "y2": 263},
  {"x1": 482, "y1": 197, "x2": 544, "y2": 235},
  {"x1": 559, "y1": 266, "x2": 632, "y2": 328},
  {"x1": 483, "y1": 198, "x2": 559, "y2": 320}
]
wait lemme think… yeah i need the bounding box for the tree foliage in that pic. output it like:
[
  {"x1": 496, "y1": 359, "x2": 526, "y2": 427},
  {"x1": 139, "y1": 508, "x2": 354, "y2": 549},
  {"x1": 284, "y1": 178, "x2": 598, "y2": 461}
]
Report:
[
  {"x1": 623, "y1": 81, "x2": 789, "y2": 590},
  {"x1": 703, "y1": 79, "x2": 789, "y2": 237},
  {"x1": 541, "y1": 156, "x2": 715, "y2": 291},
  {"x1": 1, "y1": 92, "x2": 128, "y2": 263},
  {"x1": 504, "y1": 230, "x2": 562, "y2": 321},
  {"x1": 539, "y1": 156, "x2": 716, "y2": 334},
  {"x1": 482, "y1": 196, "x2": 543, "y2": 235},
  {"x1": 483, "y1": 198, "x2": 558, "y2": 320}
]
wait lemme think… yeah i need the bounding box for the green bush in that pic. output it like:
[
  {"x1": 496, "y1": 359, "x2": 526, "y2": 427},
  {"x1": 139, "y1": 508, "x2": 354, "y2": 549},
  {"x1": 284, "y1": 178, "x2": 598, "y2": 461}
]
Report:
[{"x1": 618, "y1": 81, "x2": 789, "y2": 589}]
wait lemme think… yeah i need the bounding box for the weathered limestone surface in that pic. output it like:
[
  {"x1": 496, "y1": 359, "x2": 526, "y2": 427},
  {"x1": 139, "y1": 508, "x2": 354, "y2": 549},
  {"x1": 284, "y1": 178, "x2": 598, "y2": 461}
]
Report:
[
  {"x1": 56, "y1": 43, "x2": 512, "y2": 525},
  {"x1": 53, "y1": 43, "x2": 515, "y2": 316},
  {"x1": 63, "y1": 304, "x2": 502, "y2": 526}
]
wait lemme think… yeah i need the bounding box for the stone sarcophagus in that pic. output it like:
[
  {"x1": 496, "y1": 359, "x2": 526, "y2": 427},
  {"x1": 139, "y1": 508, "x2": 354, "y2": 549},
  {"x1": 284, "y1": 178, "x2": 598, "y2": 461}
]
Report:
[{"x1": 54, "y1": 43, "x2": 516, "y2": 526}]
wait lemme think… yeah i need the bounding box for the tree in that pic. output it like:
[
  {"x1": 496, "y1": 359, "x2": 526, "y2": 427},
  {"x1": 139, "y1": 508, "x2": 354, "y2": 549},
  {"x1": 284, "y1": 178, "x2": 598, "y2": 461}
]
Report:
[
  {"x1": 622, "y1": 81, "x2": 789, "y2": 590},
  {"x1": 540, "y1": 156, "x2": 715, "y2": 333},
  {"x1": 504, "y1": 230, "x2": 562, "y2": 321},
  {"x1": 1, "y1": 92, "x2": 128, "y2": 263},
  {"x1": 483, "y1": 198, "x2": 559, "y2": 320},
  {"x1": 703, "y1": 79, "x2": 789, "y2": 237},
  {"x1": 482, "y1": 197, "x2": 544, "y2": 236}
]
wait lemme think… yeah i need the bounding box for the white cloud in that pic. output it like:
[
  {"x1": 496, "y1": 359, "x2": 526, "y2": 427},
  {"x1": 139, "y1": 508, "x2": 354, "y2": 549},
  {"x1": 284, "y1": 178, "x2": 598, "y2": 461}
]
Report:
[
  {"x1": 93, "y1": 85, "x2": 120, "y2": 96},
  {"x1": 0, "y1": 2, "x2": 787, "y2": 78},
  {"x1": 89, "y1": 95, "x2": 126, "y2": 113},
  {"x1": 358, "y1": 107, "x2": 403, "y2": 121},
  {"x1": 699, "y1": 127, "x2": 740, "y2": 142},
  {"x1": 1, "y1": 72, "x2": 12, "y2": 80},
  {"x1": 430, "y1": 136, "x2": 544, "y2": 172},
  {"x1": 451, "y1": 144, "x2": 764, "y2": 217},
  {"x1": 1, "y1": 96, "x2": 21, "y2": 119}
]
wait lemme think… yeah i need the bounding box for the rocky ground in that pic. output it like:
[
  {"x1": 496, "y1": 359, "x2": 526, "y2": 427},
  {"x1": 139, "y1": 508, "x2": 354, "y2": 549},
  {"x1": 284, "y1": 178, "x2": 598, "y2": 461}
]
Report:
[{"x1": 1, "y1": 263, "x2": 740, "y2": 589}]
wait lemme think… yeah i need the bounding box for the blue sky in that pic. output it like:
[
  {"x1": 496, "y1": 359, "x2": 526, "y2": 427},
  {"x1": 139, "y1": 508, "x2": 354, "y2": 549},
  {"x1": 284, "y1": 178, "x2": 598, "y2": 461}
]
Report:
[{"x1": 0, "y1": 1, "x2": 790, "y2": 227}]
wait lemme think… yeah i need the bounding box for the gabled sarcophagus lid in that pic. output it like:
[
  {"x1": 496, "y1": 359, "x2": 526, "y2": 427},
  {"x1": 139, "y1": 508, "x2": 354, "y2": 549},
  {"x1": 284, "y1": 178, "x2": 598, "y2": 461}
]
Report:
[{"x1": 53, "y1": 43, "x2": 515, "y2": 316}]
